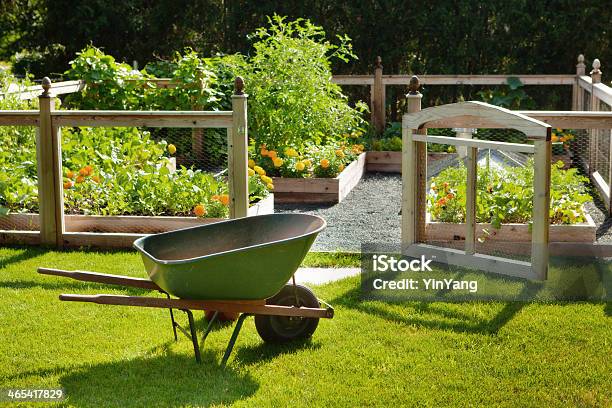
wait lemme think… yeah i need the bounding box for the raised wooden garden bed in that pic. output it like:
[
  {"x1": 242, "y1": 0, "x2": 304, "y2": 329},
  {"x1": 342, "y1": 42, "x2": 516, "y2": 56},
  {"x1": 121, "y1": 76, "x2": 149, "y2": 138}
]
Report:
[
  {"x1": 365, "y1": 151, "x2": 458, "y2": 173},
  {"x1": 366, "y1": 151, "x2": 401, "y2": 172},
  {"x1": 425, "y1": 214, "x2": 597, "y2": 254},
  {"x1": 0, "y1": 194, "x2": 274, "y2": 235},
  {"x1": 272, "y1": 153, "x2": 366, "y2": 204}
]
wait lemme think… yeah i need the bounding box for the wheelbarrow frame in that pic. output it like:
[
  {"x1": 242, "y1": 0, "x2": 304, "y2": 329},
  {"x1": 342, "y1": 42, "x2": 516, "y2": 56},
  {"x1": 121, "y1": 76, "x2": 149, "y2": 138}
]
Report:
[{"x1": 38, "y1": 267, "x2": 334, "y2": 366}]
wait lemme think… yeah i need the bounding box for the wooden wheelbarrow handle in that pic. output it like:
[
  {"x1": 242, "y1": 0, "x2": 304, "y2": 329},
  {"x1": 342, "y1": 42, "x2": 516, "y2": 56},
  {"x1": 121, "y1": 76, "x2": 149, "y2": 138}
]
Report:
[
  {"x1": 59, "y1": 294, "x2": 334, "y2": 318},
  {"x1": 37, "y1": 267, "x2": 161, "y2": 291}
]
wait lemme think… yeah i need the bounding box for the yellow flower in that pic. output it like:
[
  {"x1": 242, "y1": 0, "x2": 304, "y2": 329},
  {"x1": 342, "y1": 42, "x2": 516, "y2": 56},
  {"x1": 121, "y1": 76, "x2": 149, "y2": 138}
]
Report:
[
  {"x1": 295, "y1": 161, "x2": 305, "y2": 171},
  {"x1": 272, "y1": 157, "x2": 283, "y2": 167},
  {"x1": 167, "y1": 144, "x2": 176, "y2": 155},
  {"x1": 320, "y1": 159, "x2": 330, "y2": 169},
  {"x1": 335, "y1": 149, "x2": 345, "y2": 158},
  {"x1": 551, "y1": 135, "x2": 559, "y2": 142},
  {"x1": 284, "y1": 147, "x2": 298, "y2": 157},
  {"x1": 261, "y1": 175, "x2": 273, "y2": 184},
  {"x1": 338, "y1": 164, "x2": 345, "y2": 172},
  {"x1": 254, "y1": 166, "x2": 266, "y2": 176},
  {"x1": 248, "y1": 168, "x2": 255, "y2": 176},
  {"x1": 303, "y1": 159, "x2": 312, "y2": 167},
  {"x1": 267, "y1": 183, "x2": 274, "y2": 190},
  {"x1": 248, "y1": 159, "x2": 256, "y2": 168}
]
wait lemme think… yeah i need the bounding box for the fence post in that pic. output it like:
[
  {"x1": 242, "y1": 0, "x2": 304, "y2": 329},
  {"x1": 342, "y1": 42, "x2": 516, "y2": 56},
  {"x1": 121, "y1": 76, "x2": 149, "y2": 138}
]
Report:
[
  {"x1": 37, "y1": 77, "x2": 64, "y2": 246},
  {"x1": 229, "y1": 77, "x2": 249, "y2": 218},
  {"x1": 371, "y1": 56, "x2": 385, "y2": 134},
  {"x1": 532, "y1": 137, "x2": 551, "y2": 280},
  {"x1": 406, "y1": 75, "x2": 426, "y2": 242},
  {"x1": 573, "y1": 54, "x2": 585, "y2": 110}
]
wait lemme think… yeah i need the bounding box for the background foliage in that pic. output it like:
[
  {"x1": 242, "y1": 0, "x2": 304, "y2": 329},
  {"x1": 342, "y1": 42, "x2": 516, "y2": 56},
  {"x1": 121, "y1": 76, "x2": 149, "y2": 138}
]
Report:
[{"x1": 1, "y1": 0, "x2": 610, "y2": 111}]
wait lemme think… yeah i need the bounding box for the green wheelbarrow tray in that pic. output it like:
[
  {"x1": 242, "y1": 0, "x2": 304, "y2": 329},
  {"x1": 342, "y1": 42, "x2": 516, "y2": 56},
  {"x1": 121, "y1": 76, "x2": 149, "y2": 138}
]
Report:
[
  {"x1": 38, "y1": 214, "x2": 334, "y2": 366},
  {"x1": 132, "y1": 213, "x2": 326, "y2": 300}
]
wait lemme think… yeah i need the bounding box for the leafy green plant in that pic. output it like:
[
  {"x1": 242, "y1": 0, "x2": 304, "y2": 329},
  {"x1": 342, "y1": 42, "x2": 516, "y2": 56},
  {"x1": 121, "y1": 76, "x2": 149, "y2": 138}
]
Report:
[
  {"x1": 0, "y1": 76, "x2": 38, "y2": 214},
  {"x1": 64, "y1": 46, "x2": 150, "y2": 110},
  {"x1": 477, "y1": 77, "x2": 536, "y2": 110},
  {"x1": 428, "y1": 160, "x2": 592, "y2": 226},
  {"x1": 246, "y1": 15, "x2": 367, "y2": 153},
  {"x1": 374, "y1": 122, "x2": 455, "y2": 152}
]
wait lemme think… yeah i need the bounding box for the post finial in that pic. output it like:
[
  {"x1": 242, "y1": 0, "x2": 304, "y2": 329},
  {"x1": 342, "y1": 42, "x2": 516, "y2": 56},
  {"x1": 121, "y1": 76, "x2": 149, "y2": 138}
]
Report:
[
  {"x1": 592, "y1": 58, "x2": 601, "y2": 72},
  {"x1": 576, "y1": 54, "x2": 586, "y2": 75},
  {"x1": 234, "y1": 76, "x2": 244, "y2": 95},
  {"x1": 375, "y1": 56, "x2": 382, "y2": 69},
  {"x1": 408, "y1": 75, "x2": 421, "y2": 95},
  {"x1": 41, "y1": 77, "x2": 52, "y2": 97}
]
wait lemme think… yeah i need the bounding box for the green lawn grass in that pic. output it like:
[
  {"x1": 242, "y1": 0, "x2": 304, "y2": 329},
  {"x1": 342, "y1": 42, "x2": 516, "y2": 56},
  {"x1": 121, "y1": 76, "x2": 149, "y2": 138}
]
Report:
[{"x1": 0, "y1": 246, "x2": 610, "y2": 407}]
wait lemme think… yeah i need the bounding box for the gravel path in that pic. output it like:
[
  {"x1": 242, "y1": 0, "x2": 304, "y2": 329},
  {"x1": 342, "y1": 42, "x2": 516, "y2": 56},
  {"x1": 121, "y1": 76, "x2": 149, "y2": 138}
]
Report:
[
  {"x1": 277, "y1": 172, "x2": 612, "y2": 250},
  {"x1": 276, "y1": 173, "x2": 402, "y2": 251}
]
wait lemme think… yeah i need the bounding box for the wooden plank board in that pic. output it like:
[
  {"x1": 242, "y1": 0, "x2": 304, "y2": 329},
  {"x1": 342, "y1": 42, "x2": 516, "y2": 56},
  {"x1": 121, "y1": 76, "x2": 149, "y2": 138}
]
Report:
[
  {"x1": 331, "y1": 74, "x2": 574, "y2": 86},
  {"x1": 38, "y1": 268, "x2": 160, "y2": 290},
  {"x1": 593, "y1": 83, "x2": 612, "y2": 107},
  {"x1": 331, "y1": 75, "x2": 374, "y2": 85},
  {"x1": 401, "y1": 128, "x2": 416, "y2": 248},
  {"x1": 531, "y1": 139, "x2": 551, "y2": 280},
  {"x1": 338, "y1": 152, "x2": 367, "y2": 201},
  {"x1": 51, "y1": 111, "x2": 233, "y2": 128},
  {"x1": 366, "y1": 151, "x2": 402, "y2": 172},
  {"x1": 465, "y1": 146, "x2": 477, "y2": 254},
  {"x1": 58, "y1": 294, "x2": 333, "y2": 318},
  {"x1": 1, "y1": 80, "x2": 86, "y2": 100},
  {"x1": 519, "y1": 111, "x2": 612, "y2": 129},
  {"x1": 0, "y1": 195, "x2": 273, "y2": 234},
  {"x1": 426, "y1": 216, "x2": 596, "y2": 243},
  {"x1": 412, "y1": 134, "x2": 535, "y2": 153},
  {"x1": 403, "y1": 101, "x2": 550, "y2": 138},
  {"x1": 592, "y1": 171, "x2": 610, "y2": 209},
  {"x1": 382, "y1": 74, "x2": 576, "y2": 86},
  {"x1": 229, "y1": 93, "x2": 249, "y2": 218},
  {"x1": 0, "y1": 230, "x2": 40, "y2": 245},
  {"x1": 61, "y1": 232, "x2": 146, "y2": 248},
  {"x1": 0, "y1": 111, "x2": 39, "y2": 126},
  {"x1": 402, "y1": 243, "x2": 535, "y2": 280}
]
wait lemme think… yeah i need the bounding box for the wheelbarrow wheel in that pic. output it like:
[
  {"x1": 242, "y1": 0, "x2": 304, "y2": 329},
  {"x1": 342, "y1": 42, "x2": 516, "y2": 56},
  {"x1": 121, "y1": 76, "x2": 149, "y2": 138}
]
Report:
[{"x1": 255, "y1": 284, "x2": 320, "y2": 343}]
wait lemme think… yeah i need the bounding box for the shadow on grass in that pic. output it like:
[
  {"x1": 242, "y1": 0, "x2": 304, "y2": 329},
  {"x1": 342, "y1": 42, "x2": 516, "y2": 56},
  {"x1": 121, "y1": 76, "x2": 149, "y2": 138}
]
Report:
[
  {"x1": 0, "y1": 247, "x2": 44, "y2": 270},
  {"x1": 0, "y1": 279, "x2": 150, "y2": 295},
  {"x1": 233, "y1": 339, "x2": 321, "y2": 365},
  {"x1": 58, "y1": 351, "x2": 258, "y2": 407},
  {"x1": 332, "y1": 285, "x2": 526, "y2": 335}
]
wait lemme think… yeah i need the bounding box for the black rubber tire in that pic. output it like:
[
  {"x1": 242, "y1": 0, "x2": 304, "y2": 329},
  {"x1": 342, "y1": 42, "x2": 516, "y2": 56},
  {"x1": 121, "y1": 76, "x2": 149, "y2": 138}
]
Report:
[{"x1": 255, "y1": 284, "x2": 320, "y2": 343}]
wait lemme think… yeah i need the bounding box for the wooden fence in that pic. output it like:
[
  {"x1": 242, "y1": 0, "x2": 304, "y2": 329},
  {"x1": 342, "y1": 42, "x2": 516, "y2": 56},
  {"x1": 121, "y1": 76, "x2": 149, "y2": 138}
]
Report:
[{"x1": 0, "y1": 77, "x2": 249, "y2": 247}]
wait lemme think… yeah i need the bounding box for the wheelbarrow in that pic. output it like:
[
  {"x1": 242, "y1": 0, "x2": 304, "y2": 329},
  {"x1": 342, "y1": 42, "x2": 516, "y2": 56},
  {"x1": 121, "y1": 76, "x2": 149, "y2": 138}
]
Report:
[{"x1": 38, "y1": 214, "x2": 333, "y2": 366}]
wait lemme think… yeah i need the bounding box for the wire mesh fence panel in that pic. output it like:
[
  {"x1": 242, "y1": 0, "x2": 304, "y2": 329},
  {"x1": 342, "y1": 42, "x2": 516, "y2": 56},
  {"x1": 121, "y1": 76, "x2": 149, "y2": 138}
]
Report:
[
  {"x1": 0, "y1": 125, "x2": 40, "y2": 232},
  {"x1": 60, "y1": 126, "x2": 231, "y2": 235},
  {"x1": 562, "y1": 96, "x2": 612, "y2": 242},
  {"x1": 423, "y1": 129, "x2": 536, "y2": 260}
]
